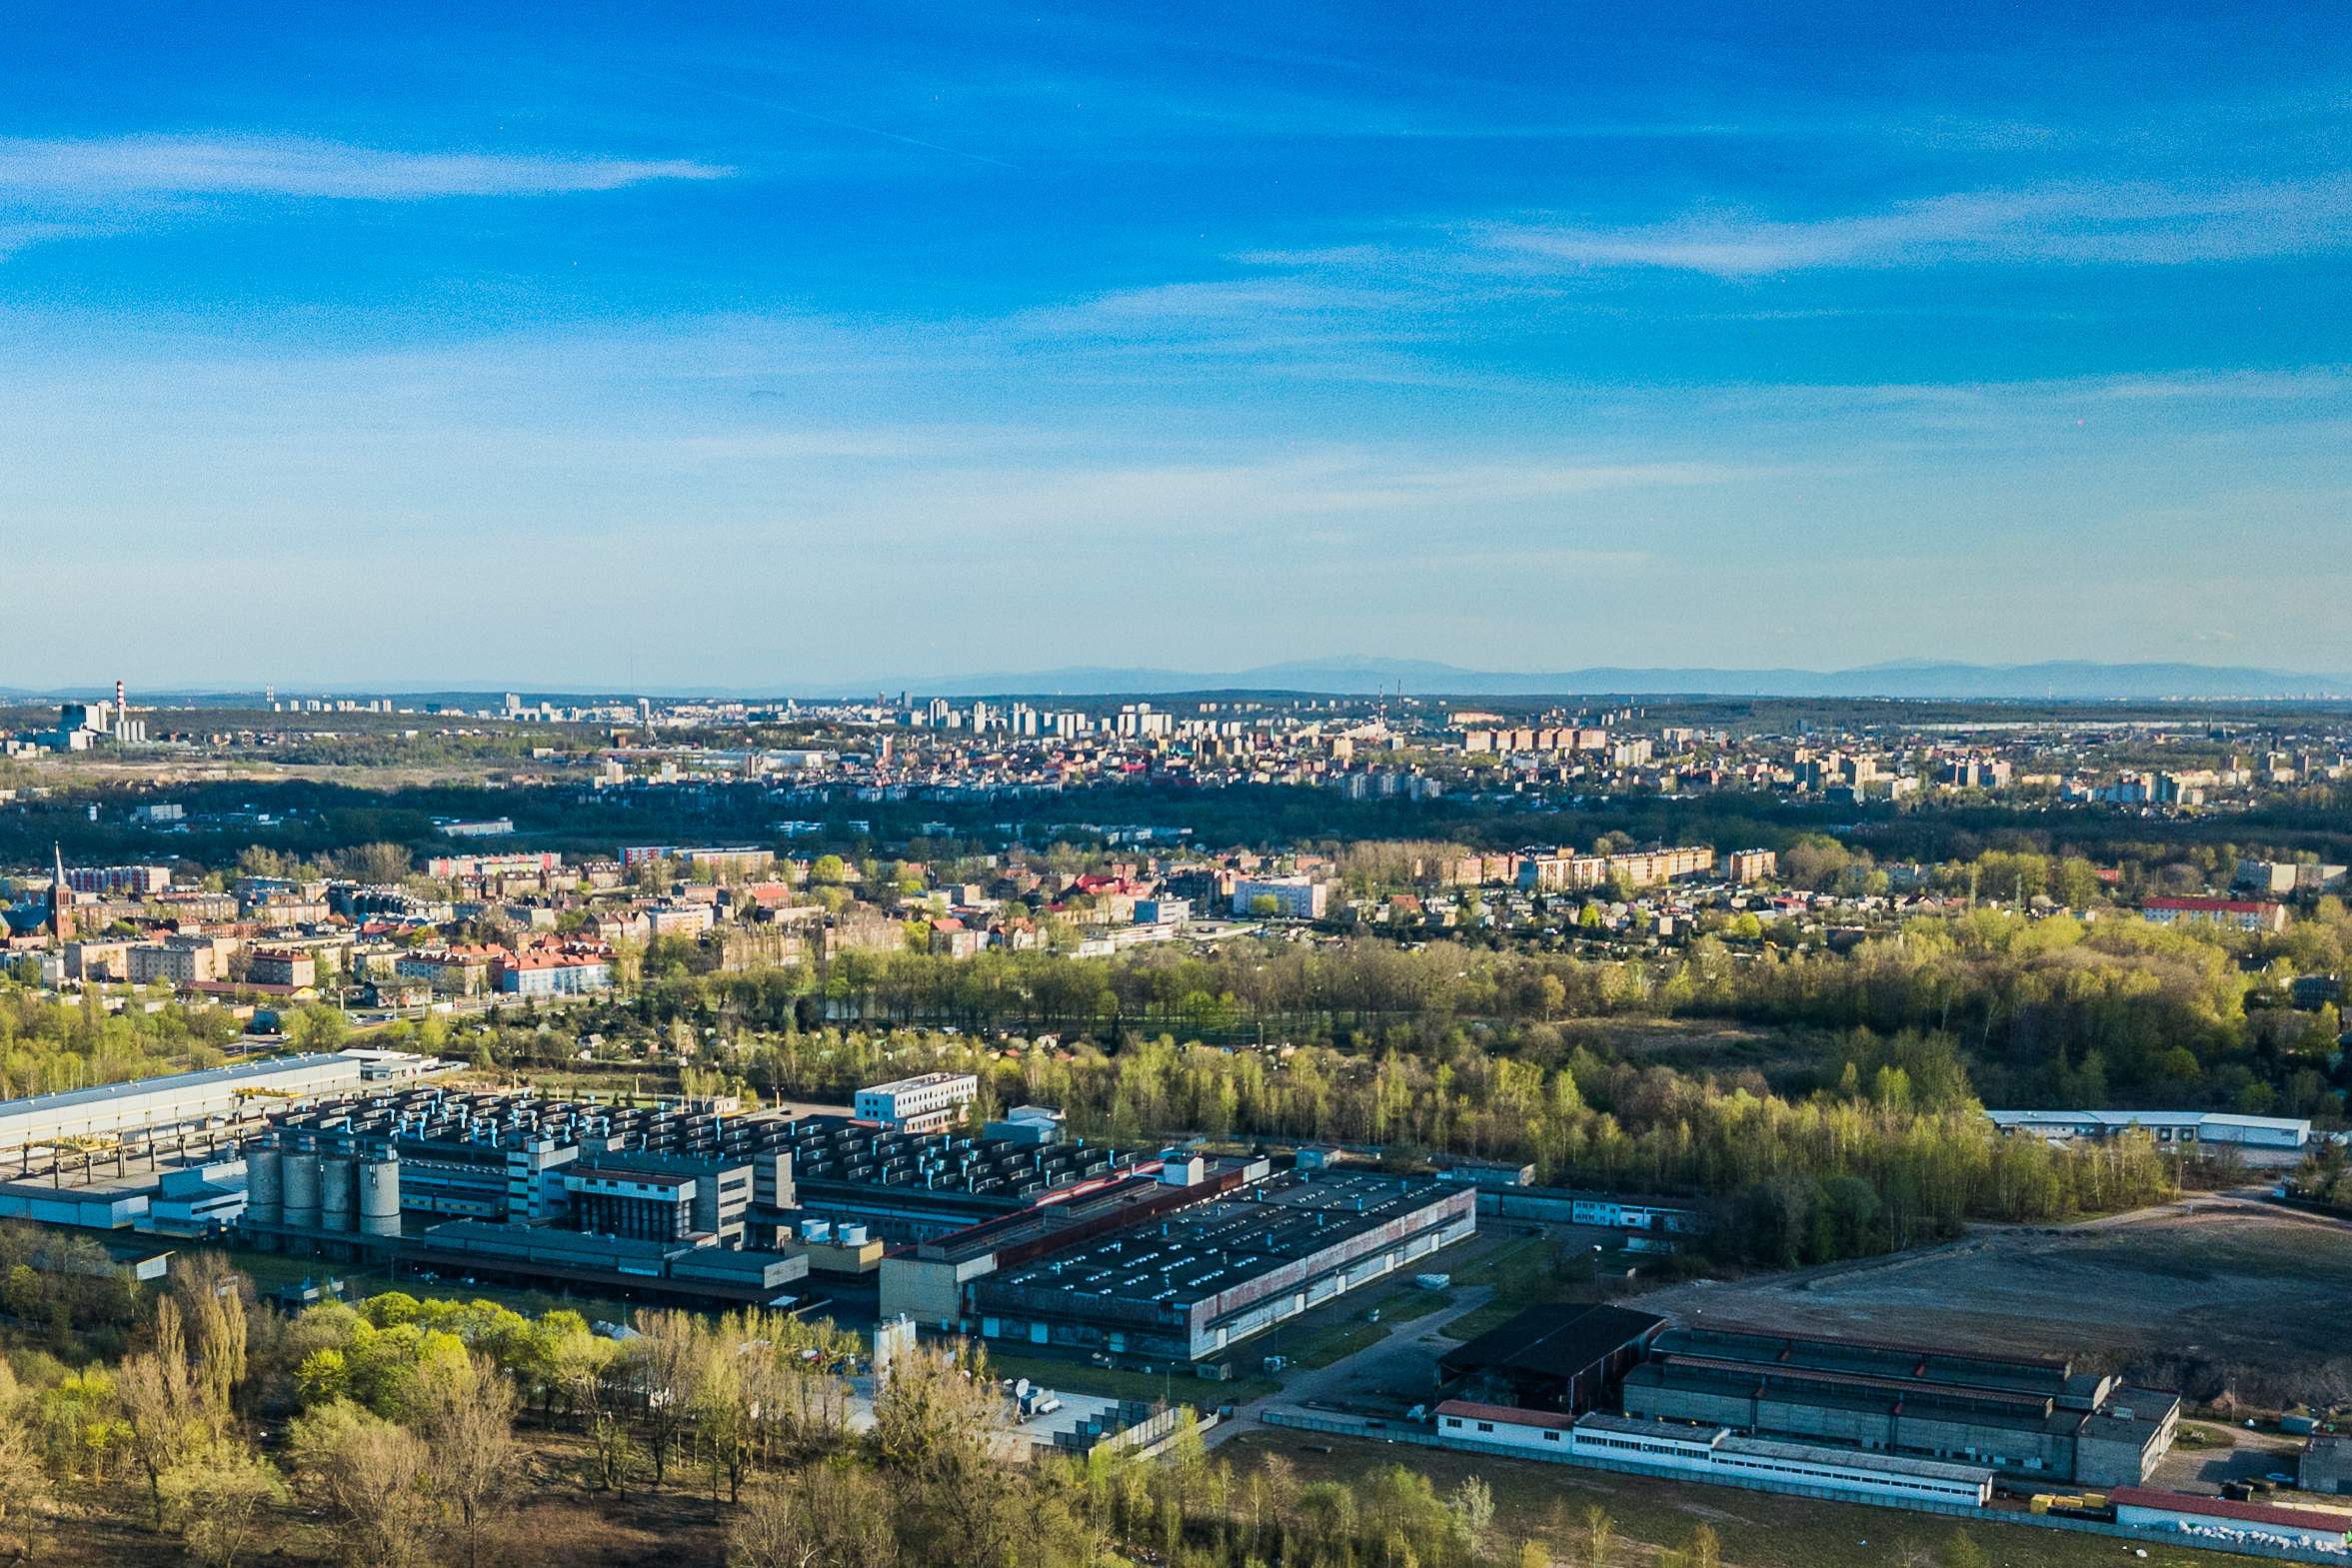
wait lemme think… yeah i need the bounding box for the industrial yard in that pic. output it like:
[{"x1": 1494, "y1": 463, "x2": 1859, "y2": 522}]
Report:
[{"x1": 1632, "y1": 1195, "x2": 2352, "y2": 1408}]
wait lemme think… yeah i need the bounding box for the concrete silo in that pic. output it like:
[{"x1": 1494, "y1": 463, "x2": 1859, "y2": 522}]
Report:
[
  {"x1": 357, "y1": 1153, "x2": 402, "y2": 1238},
  {"x1": 282, "y1": 1143, "x2": 322, "y2": 1231},
  {"x1": 245, "y1": 1141, "x2": 284, "y2": 1226},
  {"x1": 320, "y1": 1153, "x2": 357, "y2": 1233}
]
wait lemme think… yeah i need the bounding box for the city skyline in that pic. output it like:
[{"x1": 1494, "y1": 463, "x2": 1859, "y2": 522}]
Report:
[{"x1": 6, "y1": 3, "x2": 2350, "y2": 687}]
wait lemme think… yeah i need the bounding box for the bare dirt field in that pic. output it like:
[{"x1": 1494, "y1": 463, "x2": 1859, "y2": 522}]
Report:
[
  {"x1": 1631, "y1": 1194, "x2": 2352, "y2": 1407},
  {"x1": 1555, "y1": 1016, "x2": 1818, "y2": 1076}
]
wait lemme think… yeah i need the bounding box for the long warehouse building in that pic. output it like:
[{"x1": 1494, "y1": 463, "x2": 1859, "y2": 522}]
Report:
[
  {"x1": 0, "y1": 1049, "x2": 449, "y2": 1153},
  {"x1": 1620, "y1": 1325, "x2": 2178, "y2": 1487}
]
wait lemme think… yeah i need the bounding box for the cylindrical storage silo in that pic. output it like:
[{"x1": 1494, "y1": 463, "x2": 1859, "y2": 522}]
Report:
[
  {"x1": 246, "y1": 1143, "x2": 284, "y2": 1226},
  {"x1": 838, "y1": 1222, "x2": 869, "y2": 1246},
  {"x1": 283, "y1": 1147, "x2": 322, "y2": 1231},
  {"x1": 320, "y1": 1155, "x2": 356, "y2": 1233},
  {"x1": 357, "y1": 1155, "x2": 401, "y2": 1237}
]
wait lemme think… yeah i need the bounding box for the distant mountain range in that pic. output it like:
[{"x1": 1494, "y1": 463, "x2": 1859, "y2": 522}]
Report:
[
  {"x1": 827, "y1": 658, "x2": 2352, "y2": 702},
  {"x1": 6, "y1": 659, "x2": 2351, "y2": 705}
]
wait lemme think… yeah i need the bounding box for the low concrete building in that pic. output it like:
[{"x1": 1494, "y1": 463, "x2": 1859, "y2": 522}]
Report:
[
  {"x1": 854, "y1": 1072, "x2": 979, "y2": 1132},
  {"x1": 1435, "y1": 1302, "x2": 1665, "y2": 1414},
  {"x1": 968, "y1": 1169, "x2": 1475, "y2": 1368},
  {"x1": 2304, "y1": 1434, "x2": 2352, "y2": 1497},
  {"x1": 1620, "y1": 1326, "x2": 2177, "y2": 1487}
]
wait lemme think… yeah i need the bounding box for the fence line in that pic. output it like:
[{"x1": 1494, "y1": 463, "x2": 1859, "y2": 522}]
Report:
[{"x1": 1260, "y1": 1408, "x2": 2345, "y2": 1566}]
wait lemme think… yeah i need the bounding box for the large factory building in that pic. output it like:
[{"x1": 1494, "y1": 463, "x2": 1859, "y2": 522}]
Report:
[
  {"x1": 1619, "y1": 1325, "x2": 2178, "y2": 1487},
  {"x1": 240, "y1": 1087, "x2": 810, "y2": 1305},
  {"x1": 238, "y1": 1083, "x2": 1154, "y2": 1307},
  {"x1": 883, "y1": 1161, "x2": 1477, "y2": 1372}
]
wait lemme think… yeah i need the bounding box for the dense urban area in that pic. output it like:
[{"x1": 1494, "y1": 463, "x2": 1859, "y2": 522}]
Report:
[{"x1": 0, "y1": 682, "x2": 2345, "y2": 1566}]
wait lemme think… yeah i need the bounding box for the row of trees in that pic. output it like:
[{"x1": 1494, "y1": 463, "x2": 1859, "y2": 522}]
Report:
[
  {"x1": 0, "y1": 986, "x2": 244, "y2": 1102},
  {"x1": 651, "y1": 1019, "x2": 2169, "y2": 1267},
  {"x1": 587, "y1": 902, "x2": 2346, "y2": 1109}
]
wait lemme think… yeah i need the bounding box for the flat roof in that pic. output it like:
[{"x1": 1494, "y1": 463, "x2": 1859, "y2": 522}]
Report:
[
  {"x1": 1721, "y1": 1433, "x2": 1995, "y2": 1486},
  {"x1": 1987, "y1": 1108, "x2": 2310, "y2": 1134},
  {"x1": 1655, "y1": 1324, "x2": 2070, "y2": 1385},
  {"x1": 979, "y1": 1170, "x2": 1465, "y2": 1314},
  {"x1": 0, "y1": 1052, "x2": 420, "y2": 1121},
  {"x1": 1438, "y1": 1302, "x2": 1664, "y2": 1381},
  {"x1": 860, "y1": 1072, "x2": 978, "y2": 1094},
  {"x1": 1437, "y1": 1399, "x2": 1576, "y2": 1431},
  {"x1": 1574, "y1": 1411, "x2": 1719, "y2": 1443}
]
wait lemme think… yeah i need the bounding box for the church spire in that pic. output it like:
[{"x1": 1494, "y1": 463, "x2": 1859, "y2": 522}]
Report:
[{"x1": 49, "y1": 843, "x2": 74, "y2": 943}]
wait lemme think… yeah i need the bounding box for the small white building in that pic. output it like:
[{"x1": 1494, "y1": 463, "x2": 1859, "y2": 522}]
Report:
[{"x1": 855, "y1": 1072, "x2": 980, "y2": 1131}]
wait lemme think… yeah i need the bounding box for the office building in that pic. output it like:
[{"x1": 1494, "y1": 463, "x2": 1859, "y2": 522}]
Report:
[{"x1": 855, "y1": 1073, "x2": 980, "y2": 1132}]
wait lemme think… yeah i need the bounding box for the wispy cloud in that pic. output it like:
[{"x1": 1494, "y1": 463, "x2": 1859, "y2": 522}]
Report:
[
  {"x1": 0, "y1": 133, "x2": 729, "y2": 201},
  {"x1": 1479, "y1": 178, "x2": 2352, "y2": 276}
]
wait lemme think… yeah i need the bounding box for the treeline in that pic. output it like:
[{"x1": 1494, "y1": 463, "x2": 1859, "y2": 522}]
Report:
[
  {"x1": 805, "y1": 1027, "x2": 2173, "y2": 1264},
  {"x1": 0, "y1": 988, "x2": 245, "y2": 1102},
  {"x1": 0, "y1": 1264, "x2": 1643, "y2": 1568},
  {"x1": 597, "y1": 904, "x2": 2350, "y2": 1111}
]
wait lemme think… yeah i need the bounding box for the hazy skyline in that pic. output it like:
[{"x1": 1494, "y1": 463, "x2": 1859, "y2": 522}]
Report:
[{"x1": 5, "y1": 3, "x2": 2348, "y2": 689}]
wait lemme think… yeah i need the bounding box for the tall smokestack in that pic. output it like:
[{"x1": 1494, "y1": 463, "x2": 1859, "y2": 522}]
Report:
[{"x1": 115, "y1": 679, "x2": 125, "y2": 712}]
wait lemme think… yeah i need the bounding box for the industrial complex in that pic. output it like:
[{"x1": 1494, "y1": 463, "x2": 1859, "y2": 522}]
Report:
[
  {"x1": 21, "y1": 1052, "x2": 2352, "y2": 1566},
  {"x1": 0, "y1": 1051, "x2": 1483, "y2": 1344}
]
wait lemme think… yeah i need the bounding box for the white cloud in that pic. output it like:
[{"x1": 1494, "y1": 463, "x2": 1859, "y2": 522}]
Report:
[
  {"x1": 0, "y1": 133, "x2": 729, "y2": 201},
  {"x1": 1478, "y1": 178, "x2": 2352, "y2": 276}
]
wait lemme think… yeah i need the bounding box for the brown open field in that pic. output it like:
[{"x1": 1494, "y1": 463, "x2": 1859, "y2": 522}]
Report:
[
  {"x1": 1632, "y1": 1194, "x2": 2352, "y2": 1407},
  {"x1": 1553, "y1": 1016, "x2": 1820, "y2": 1076}
]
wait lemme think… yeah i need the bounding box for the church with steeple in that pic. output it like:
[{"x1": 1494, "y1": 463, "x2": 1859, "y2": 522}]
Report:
[{"x1": 48, "y1": 845, "x2": 74, "y2": 944}]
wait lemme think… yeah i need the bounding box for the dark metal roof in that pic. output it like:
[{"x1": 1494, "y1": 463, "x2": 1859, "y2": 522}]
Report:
[{"x1": 1437, "y1": 1302, "x2": 1665, "y2": 1382}]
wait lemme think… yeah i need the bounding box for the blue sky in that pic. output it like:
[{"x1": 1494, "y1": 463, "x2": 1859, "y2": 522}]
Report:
[{"x1": 3, "y1": 2, "x2": 2348, "y2": 689}]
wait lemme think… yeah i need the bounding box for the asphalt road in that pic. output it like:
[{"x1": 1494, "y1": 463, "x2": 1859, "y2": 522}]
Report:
[{"x1": 1207, "y1": 1285, "x2": 1495, "y2": 1450}]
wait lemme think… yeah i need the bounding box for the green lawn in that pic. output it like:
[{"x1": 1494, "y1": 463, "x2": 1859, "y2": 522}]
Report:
[
  {"x1": 1441, "y1": 1234, "x2": 1585, "y2": 1340},
  {"x1": 979, "y1": 1350, "x2": 1275, "y2": 1408},
  {"x1": 1285, "y1": 1317, "x2": 1392, "y2": 1370}
]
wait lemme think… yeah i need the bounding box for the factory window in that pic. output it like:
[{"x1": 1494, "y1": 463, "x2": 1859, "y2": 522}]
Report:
[{"x1": 1475, "y1": 1422, "x2": 1494, "y2": 1433}]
